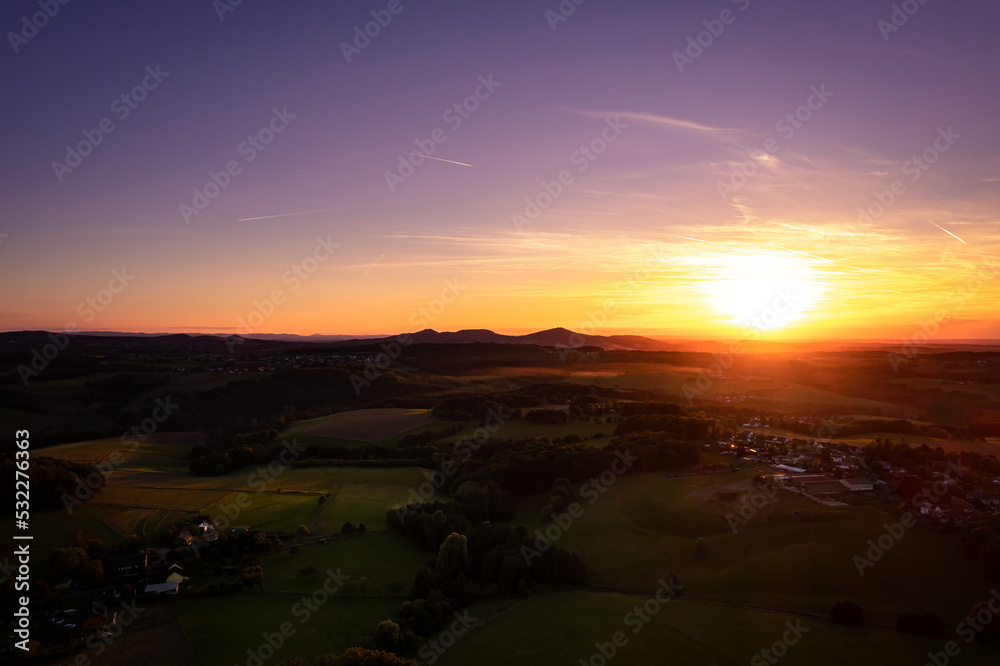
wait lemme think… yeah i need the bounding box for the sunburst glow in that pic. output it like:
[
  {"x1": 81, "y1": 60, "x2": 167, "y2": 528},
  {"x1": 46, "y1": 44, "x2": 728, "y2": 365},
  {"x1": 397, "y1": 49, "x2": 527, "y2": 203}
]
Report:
[{"x1": 698, "y1": 253, "x2": 826, "y2": 331}]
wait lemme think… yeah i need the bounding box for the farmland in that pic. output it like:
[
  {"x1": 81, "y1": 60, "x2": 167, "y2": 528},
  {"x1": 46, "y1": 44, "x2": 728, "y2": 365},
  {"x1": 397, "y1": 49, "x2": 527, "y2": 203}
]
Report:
[
  {"x1": 175, "y1": 595, "x2": 402, "y2": 666},
  {"x1": 433, "y1": 591, "x2": 998, "y2": 666},
  {"x1": 512, "y1": 470, "x2": 995, "y2": 623},
  {"x1": 4, "y1": 338, "x2": 1000, "y2": 665},
  {"x1": 280, "y1": 408, "x2": 434, "y2": 447}
]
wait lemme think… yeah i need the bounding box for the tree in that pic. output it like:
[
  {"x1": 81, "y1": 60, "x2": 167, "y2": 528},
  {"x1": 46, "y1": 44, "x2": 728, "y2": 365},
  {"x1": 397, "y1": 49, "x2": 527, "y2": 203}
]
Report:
[
  {"x1": 341, "y1": 522, "x2": 357, "y2": 535},
  {"x1": 79, "y1": 559, "x2": 104, "y2": 585},
  {"x1": 241, "y1": 565, "x2": 265, "y2": 591},
  {"x1": 896, "y1": 474, "x2": 923, "y2": 498},
  {"x1": 498, "y1": 556, "x2": 521, "y2": 596},
  {"x1": 410, "y1": 566, "x2": 435, "y2": 599},
  {"x1": 296, "y1": 524, "x2": 311, "y2": 538},
  {"x1": 694, "y1": 538, "x2": 708, "y2": 559},
  {"x1": 372, "y1": 619, "x2": 401, "y2": 651},
  {"x1": 831, "y1": 600, "x2": 864, "y2": 627},
  {"x1": 436, "y1": 533, "x2": 471, "y2": 582},
  {"x1": 481, "y1": 548, "x2": 500, "y2": 582},
  {"x1": 357, "y1": 523, "x2": 367, "y2": 534},
  {"x1": 51, "y1": 547, "x2": 88, "y2": 578}
]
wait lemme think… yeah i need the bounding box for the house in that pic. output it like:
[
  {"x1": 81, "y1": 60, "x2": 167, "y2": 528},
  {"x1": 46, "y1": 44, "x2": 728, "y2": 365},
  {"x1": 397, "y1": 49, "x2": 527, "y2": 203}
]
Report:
[
  {"x1": 104, "y1": 553, "x2": 148, "y2": 577},
  {"x1": 773, "y1": 464, "x2": 807, "y2": 474},
  {"x1": 792, "y1": 474, "x2": 832, "y2": 485},
  {"x1": 143, "y1": 582, "x2": 180, "y2": 596},
  {"x1": 840, "y1": 478, "x2": 874, "y2": 492},
  {"x1": 174, "y1": 530, "x2": 194, "y2": 547},
  {"x1": 801, "y1": 480, "x2": 849, "y2": 495},
  {"x1": 163, "y1": 562, "x2": 188, "y2": 584}
]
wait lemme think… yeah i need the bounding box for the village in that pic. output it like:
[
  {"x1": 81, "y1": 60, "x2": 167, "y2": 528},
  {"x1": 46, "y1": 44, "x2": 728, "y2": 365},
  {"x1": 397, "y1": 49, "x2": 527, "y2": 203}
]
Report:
[{"x1": 710, "y1": 420, "x2": 1000, "y2": 524}]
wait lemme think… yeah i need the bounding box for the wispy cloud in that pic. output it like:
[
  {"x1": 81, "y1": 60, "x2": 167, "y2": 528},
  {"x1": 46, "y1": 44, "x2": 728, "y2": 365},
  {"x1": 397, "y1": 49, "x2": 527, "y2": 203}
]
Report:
[{"x1": 570, "y1": 109, "x2": 741, "y2": 134}]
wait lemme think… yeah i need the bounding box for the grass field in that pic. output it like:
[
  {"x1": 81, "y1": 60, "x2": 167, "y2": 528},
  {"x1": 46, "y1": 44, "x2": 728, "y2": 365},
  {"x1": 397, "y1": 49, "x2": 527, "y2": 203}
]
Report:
[
  {"x1": 282, "y1": 408, "x2": 433, "y2": 445},
  {"x1": 36, "y1": 430, "x2": 439, "y2": 540},
  {"x1": 91, "y1": 485, "x2": 233, "y2": 512},
  {"x1": 94, "y1": 465, "x2": 438, "y2": 536},
  {"x1": 434, "y1": 591, "x2": 997, "y2": 666},
  {"x1": 438, "y1": 417, "x2": 614, "y2": 448},
  {"x1": 265, "y1": 530, "x2": 431, "y2": 595},
  {"x1": 203, "y1": 492, "x2": 322, "y2": 532},
  {"x1": 39, "y1": 435, "x2": 199, "y2": 473},
  {"x1": 99, "y1": 507, "x2": 157, "y2": 536},
  {"x1": 174, "y1": 595, "x2": 400, "y2": 665},
  {"x1": 892, "y1": 377, "x2": 1000, "y2": 401},
  {"x1": 563, "y1": 365, "x2": 922, "y2": 418},
  {"x1": 512, "y1": 471, "x2": 995, "y2": 624}
]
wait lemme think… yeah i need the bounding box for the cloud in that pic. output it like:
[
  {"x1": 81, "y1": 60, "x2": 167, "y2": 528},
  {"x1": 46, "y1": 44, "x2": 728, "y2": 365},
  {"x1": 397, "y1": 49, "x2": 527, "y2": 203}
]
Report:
[{"x1": 570, "y1": 109, "x2": 741, "y2": 135}]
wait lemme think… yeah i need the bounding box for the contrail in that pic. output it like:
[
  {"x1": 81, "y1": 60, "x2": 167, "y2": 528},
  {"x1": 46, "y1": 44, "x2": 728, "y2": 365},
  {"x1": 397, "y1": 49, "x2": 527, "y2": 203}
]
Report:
[
  {"x1": 668, "y1": 234, "x2": 719, "y2": 244},
  {"x1": 929, "y1": 220, "x2": 967, "y2": 244},
  {"x1": 768, "y1": 244, "x2": 833, "y2": 262},
  {"x1": 382, "y1": 149, "x2": 473, "y2": 168},
  {"x1": 237, "y1": 201, "x2": 396, "y2": 222},
  {"x1": 364, "y1": 254, "x2": 384, "y2": 278}
]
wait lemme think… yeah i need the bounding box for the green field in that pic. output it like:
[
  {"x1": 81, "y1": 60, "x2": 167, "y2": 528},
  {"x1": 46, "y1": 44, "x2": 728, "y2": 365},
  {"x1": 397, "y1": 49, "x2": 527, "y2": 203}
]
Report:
[
  {"x1": 513, "y1": 471, "x2": 995, "y2": 623},
  {"x1": 439, "y1": 417, "x2": 614, "y2": 448},
  {"x1": 281, "y1": 408, "x2": 434, "y2": 447},
  {"x1": 39, "y1": 435, "x2": 199, "y2": 473},
  {"x1": 174, "y1": 595, "x2": 400, "y2": 665},
  {"x1": 892, "y1": 377, "x2": 1000, "y2": 401},
  {"x1": 434, "y1": 591, "x2": 997, "y2": 666},
  {"x1": 565, "y1": 365, "x2": 922, "y2": 417},
  {"x1": 38, "y1": 430, "x2": 439, "y2": 538},
  {"x1": 203, "y1": 492, "x2": 322, "y2": 532},
  {"x1": 265, "y1": 530, "x2": 431, "y2": 595}
]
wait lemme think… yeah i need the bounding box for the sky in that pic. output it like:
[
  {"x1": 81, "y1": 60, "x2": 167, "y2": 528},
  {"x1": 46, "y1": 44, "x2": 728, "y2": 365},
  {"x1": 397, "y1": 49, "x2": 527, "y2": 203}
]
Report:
[{"x1": 1, "y1": 0, "x2": 998, "y2": 340}]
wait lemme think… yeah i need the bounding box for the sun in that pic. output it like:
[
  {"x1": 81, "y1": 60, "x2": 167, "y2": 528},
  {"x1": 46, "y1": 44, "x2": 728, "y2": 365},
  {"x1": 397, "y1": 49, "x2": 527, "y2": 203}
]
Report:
[{"x1": 698, "y1": 253, "x2": 825, "y2": 331}]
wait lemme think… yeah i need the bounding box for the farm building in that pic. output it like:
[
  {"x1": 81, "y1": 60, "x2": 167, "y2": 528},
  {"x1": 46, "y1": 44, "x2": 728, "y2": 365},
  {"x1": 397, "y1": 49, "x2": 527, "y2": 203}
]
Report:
[
  {"x1": 801, "y1": 480, "x2": 850, "y2": 495},
  {"x1": 791, "y1": 474, "x2": 832, "y2": 485},
  {"x1": 840, "y1": 478, "x2": 874, "y2": 492},
  {"x1": 143, "y1": 582, "x2": 180, "y2": 596},
  {"x1": 773, "y1": 464, "x2": 807, "y2": 474},
  {"x1": 104, "y1": 552, "x2": 148, "y2": 577}
]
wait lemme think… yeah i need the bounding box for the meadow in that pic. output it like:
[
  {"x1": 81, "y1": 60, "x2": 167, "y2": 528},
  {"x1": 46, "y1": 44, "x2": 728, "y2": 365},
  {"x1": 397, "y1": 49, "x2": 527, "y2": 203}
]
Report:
[
  {"x1": 280, "y1": 408, "x2": 434, "y2": 448},
  {"x1": 434, "y1": 591, "x2": 997, "y2": 666},
  {"x1": 512, "y1": 470, "x2": 995, "y2": 624},
  {"x1": 174, "y1": 595, "x2": 402, "y2": 666}
]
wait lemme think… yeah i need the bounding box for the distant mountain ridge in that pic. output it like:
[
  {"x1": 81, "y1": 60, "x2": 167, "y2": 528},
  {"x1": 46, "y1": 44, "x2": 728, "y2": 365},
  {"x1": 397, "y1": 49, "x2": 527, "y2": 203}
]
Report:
[
  {"x1": 342, "y1": 327, "x2": 676, "y2": 351},
  {"x1": 0, "y1": 327, "x2": 676, "y2": 352}
]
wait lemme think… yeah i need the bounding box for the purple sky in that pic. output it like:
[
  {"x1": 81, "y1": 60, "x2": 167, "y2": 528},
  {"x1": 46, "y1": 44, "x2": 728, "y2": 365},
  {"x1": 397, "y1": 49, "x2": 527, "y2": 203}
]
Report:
[{"x1": 2, "y1": 0, "x2": 998, "y2": 339}]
